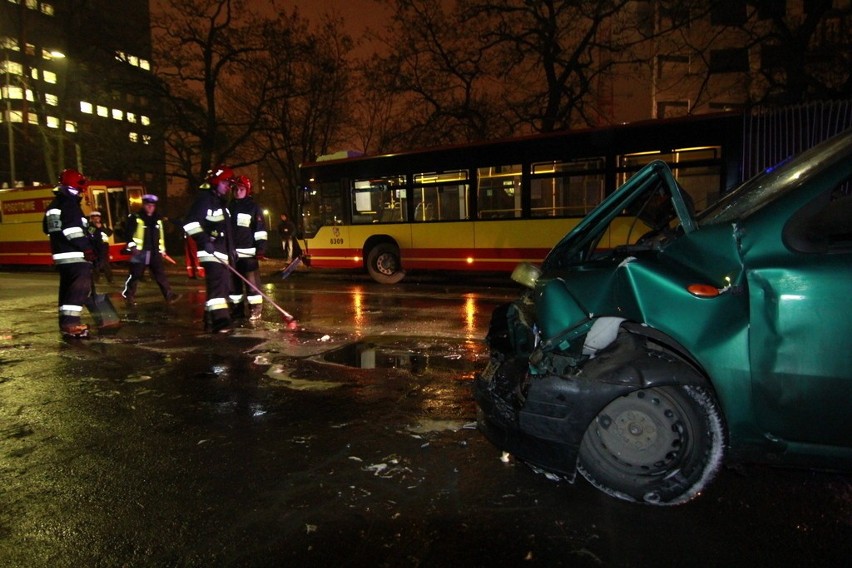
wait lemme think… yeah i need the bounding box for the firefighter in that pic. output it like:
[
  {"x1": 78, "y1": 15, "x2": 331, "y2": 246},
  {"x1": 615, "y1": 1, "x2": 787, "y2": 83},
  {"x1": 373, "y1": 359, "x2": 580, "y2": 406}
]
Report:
[
  {"x1": 42, "y1": 168, "x2": 96, "y2": 338},
  {"x1": 228, "y1": 175, "x2": 267, "y2": 321},
  {"x1": 121, "y1": 194, "x2": 179, "y2": 305},
  {"x1": 183, "y1": 166, "x2": 236, "y2": 332}
]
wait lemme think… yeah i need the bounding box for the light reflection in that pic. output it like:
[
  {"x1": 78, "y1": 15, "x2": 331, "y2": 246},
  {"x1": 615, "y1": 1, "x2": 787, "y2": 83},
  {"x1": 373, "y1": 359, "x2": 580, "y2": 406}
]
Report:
[
  {"x1": 780, "y1": 294, "x2": 806, "y2": 301},
  {"x1": 463, "y1": 293, "x2": 477, "y2": 339},
  {"x1": 352, "y1": 286, "x2": 365, "y2": 332}
]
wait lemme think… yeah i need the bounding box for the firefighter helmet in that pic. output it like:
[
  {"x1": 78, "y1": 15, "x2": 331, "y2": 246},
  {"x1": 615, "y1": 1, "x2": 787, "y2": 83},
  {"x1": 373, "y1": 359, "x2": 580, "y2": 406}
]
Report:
[
  {"x1": 206, "y1": 165, "x2": 235, "y2": 186},
  {"x1": 59, "y1": 168, "x2": 88, "y2": 193},
  {"x1": 232, "y1": 175, "x2": 252, "y2": 195}
]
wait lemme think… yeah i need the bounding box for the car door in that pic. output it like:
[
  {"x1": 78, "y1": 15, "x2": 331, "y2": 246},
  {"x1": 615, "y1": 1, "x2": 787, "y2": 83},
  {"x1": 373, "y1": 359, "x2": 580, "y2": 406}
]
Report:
[{"x1": 748, "y1": 184, "x2": 852, "y2": 448}]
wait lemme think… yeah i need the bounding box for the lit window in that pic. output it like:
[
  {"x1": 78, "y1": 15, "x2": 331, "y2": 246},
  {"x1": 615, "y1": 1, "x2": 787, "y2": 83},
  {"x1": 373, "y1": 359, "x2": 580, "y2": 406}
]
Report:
[
  {"x1": 139, "y1": 59, "x2": 150, "y2": 71},
  {"x1": 43, "y1": 70, "x2": 56, "y2": 83},
  {"x1": 45, "y1": 93, "x2": 58, "y2": 106},
  {"x1": 129, "y1": 55, "x2": 139, "y2": 66},
  {"x1": 47, "y1": 116, "x2": 59, "y2": 128},
  {"x1": 96, "y1": 105, "x2": 108, "y2": 117},
  {"x1": 3, "y1": 85, "x2": 24, "y2": 99},
  {"x1": 129, "y1": 132, "x2": 139, "y2": 143},
  {"x1": 1, "y1": 37, "x2": 19, "y2": 50},
  {"x1": 27, "y1": 112, "x2": 38, "y2": 125},
  {"x1": 111, "y1": 108, "x2": 123, "y2": 120},
  {"x1": 80, "y1": 101, "x2": 93, "y2": 114},
  {"x1": 30, "y1": 68, "x2": 39, "y2": 80},
  {"x1": 65, "y1": 120, "x2": 77, "y2": 133},
  {"x1": 3, "y1": 60, "x2": 23, "y2": 75},
  {"x1": 25, "y1": 89, "x2": 34, "y2": 102},
  {"x1": 142, "y1": 134, "x2": 151, "y2": 145},
  {"x1": 9, "y1": 110, "x2": 23, "y2": 123},
  {"x1": 41, "y1": 2, "x2": 54, "y2": 16},
  {"x1": 26, "y1": 0, "x2": 37, "y2": 9},
  {"x1": 127, "y1": 112, "x2": 137, "y2": 123},
  {"x1": 141, "y1": 115, "x2": 150, "y2": 126}
]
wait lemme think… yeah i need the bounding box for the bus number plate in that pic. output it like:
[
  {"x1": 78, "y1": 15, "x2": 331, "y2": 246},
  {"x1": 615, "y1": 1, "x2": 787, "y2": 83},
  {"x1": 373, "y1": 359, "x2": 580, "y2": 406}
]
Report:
[{"x1": 330, "y1": 238, "x2": 344, "y2": 245}]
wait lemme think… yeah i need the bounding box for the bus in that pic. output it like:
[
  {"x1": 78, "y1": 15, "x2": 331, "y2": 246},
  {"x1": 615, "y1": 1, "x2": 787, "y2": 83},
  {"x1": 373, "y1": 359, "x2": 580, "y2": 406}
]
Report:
[
  {"x1": 298, "y1": 113, "x2": 745, "y2": 283},
  {"x1": 0, "y1": 180, "x2": 145, "y2": 265}
]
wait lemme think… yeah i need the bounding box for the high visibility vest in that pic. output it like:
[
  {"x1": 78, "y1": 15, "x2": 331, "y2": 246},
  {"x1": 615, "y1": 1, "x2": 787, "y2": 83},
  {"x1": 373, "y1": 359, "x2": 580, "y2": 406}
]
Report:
[{"x1": 131, "y1": 216, "x2": 166, "y2": 254}]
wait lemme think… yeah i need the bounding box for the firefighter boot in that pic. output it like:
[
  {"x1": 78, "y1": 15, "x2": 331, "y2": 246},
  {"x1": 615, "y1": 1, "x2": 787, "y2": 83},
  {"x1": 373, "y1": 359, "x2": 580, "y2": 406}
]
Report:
[
  {"x1": 249, "y1": 304, "x2": 262, "y2": 321},
  {"x1": 60, "y1": 323, "x2": 90, "y2": 339}
]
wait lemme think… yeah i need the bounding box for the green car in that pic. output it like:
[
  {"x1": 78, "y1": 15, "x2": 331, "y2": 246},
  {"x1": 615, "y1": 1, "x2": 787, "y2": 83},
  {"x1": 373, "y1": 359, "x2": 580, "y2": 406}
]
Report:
[{"x1": 474, "y1": 128, "x2": 852, "y2": 505}]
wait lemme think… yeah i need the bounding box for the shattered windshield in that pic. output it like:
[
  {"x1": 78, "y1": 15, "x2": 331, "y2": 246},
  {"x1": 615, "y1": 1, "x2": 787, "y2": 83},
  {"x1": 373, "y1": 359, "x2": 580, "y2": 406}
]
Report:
[{"x1": 698, "y1": 128, "x2": 852, "y2": 227}]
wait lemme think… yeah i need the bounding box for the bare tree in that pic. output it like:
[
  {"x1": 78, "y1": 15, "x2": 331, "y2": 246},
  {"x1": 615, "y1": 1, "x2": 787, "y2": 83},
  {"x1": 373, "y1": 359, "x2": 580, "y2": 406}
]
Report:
[
  {"x1": 248, "y1": 10, "x2": 355, "y2": 218},
  {"x1": 458, "y1": 0, "x2": 647, "y2": 132},
  {"x1": 150, "y1": 0, "x2": 270, "y2": 188},
  {"x1": 368, "y1": 0, "x2": 512, "y2": 150}
]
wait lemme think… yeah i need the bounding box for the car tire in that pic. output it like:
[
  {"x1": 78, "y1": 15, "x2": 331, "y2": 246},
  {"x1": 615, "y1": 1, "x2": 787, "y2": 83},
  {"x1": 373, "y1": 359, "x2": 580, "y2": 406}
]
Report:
[
  {"x1": 366, "y1": 243, "x2": 405, "y2": 284},
  {"x1": 577, "y1": 384, "x2": 725, "y2": 505}
]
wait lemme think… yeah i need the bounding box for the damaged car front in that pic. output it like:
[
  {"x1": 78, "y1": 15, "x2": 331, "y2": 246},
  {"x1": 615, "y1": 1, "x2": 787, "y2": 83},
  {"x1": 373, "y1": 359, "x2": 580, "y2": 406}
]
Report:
[{"x1": 475, "y1": 128, "x2": 852, "y2": 505}]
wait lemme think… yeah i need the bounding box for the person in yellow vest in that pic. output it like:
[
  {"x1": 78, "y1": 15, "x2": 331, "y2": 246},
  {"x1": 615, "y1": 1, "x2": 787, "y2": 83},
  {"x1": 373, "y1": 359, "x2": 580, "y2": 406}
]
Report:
[{"x1": 121, "y1": 194, "x2": 180, "y2": 306}]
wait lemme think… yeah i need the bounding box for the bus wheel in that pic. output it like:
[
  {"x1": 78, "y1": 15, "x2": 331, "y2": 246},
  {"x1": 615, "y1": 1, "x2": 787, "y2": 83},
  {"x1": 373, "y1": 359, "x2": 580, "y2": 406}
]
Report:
[{"x1": 366, "y1": 243, "x2": 405, "y2": 284}]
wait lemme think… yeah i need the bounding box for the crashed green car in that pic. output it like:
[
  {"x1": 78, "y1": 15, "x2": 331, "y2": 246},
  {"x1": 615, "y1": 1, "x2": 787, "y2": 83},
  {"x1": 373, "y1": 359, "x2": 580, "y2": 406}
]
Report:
[{"x1": 474, "y1": 128, "x2": 852, "y2": 505}]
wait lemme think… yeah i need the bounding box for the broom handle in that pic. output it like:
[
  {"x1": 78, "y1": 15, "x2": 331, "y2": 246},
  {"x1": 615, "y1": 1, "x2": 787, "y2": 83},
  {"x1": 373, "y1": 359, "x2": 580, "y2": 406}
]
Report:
[{"x1": 217, "y1": 258, "x2": 294, "y2": 322}]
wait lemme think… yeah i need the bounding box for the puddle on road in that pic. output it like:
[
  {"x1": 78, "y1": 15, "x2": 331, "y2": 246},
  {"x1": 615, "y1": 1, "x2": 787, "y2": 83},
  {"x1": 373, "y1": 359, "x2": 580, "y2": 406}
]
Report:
[
  {"x1": 263, "y1": 336, "x2": 486, "y2": 391},
  {"x1": 318, "y1": 337, "x2": 483, "y2": 377}
]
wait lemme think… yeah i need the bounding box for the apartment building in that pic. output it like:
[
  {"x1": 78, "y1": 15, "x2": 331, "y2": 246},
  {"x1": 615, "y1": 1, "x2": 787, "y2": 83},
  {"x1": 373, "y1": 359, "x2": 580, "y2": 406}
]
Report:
[{"x1": 0, "y1": 0, "x2": 163, "y2": 192}]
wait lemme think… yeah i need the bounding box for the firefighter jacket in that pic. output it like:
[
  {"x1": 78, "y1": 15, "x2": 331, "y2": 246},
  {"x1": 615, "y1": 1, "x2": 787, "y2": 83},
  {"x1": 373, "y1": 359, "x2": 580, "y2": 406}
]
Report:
[
  {"x1": 183, "y1": 189, "x2": 233, "y2": 263},
  {"x1": 228, "y1": 196, "x2": 267, "y2": 259},
  {"x1": 125, "y1": 212, "x2": 166, "y2": 254},
  {"x1": 42, "y1": 187, "x2": 93, "y2": 264}
]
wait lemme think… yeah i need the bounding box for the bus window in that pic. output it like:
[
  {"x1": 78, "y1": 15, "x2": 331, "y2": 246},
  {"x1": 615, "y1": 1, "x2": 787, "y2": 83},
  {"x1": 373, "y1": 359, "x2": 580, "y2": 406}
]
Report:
[
  {"x1": 352, "y1": 176, "x2": 407, "y2": 224},
  {"x1": 413, "y1": 170, "x2": 470, "y2": 221},
  {"x1": 530, "y1": 157, "x2": 606, "y2": 217},
  {"x1": 478, "y1": 164, "x2": 521, "y2": 219},
  {"x1": 619, "y1": 147, "x2": 722, "y2": 210}
]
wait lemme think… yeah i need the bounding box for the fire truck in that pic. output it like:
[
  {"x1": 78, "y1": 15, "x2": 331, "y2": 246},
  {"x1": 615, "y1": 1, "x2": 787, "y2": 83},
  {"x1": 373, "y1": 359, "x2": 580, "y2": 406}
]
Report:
[{"x1": 0, "y1": 180, "x2": 144, "y2": 265}]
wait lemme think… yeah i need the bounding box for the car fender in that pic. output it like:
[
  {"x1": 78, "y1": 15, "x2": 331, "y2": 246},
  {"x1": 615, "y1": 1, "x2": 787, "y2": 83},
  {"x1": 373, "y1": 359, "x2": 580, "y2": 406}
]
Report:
[{"x1": 519, "y1": 331, "x2": 712, "y2": 475}]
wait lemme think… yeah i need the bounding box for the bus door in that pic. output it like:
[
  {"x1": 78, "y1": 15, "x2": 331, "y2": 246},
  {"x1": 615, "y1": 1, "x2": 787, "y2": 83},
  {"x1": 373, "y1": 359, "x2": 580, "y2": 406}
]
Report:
[{"x1": 88, "y1": 184, "x2": 143, "y2": 243}]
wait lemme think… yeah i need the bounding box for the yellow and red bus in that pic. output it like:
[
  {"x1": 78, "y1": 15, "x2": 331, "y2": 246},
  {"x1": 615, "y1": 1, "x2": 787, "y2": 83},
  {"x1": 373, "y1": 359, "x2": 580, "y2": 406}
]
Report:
[
  {"x1": 298, "y1": 113, "x2": 745, "y2": 283},
  {"x1": 0, "y1": 180, "x2": 144, "y2": 265}
]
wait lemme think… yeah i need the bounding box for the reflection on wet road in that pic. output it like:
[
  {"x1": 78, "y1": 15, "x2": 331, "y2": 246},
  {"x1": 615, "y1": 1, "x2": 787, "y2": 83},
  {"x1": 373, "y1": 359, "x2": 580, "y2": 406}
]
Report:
[{"x1": 0, "y1": 270, "x2": 849, "y2": 567}]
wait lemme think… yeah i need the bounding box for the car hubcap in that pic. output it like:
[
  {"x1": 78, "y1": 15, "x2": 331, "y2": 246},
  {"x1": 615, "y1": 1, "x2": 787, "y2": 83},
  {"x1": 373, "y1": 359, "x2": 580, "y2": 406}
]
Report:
[{"x1": 592, "y1": 389, "x2": 684, "y2": 471}]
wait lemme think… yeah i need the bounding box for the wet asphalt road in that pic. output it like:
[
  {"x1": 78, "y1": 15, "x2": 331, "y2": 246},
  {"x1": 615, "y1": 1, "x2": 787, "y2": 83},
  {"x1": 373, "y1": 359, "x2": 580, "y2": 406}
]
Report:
[{"x1": 0, "y1": 265, "x2": 850, "y2": 567}]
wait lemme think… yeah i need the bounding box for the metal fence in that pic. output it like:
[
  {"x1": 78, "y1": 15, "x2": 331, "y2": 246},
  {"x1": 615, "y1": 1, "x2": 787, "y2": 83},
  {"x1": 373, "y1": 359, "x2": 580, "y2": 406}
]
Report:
[{"x1": 741, "y1": 99, "x2": 852, "y2": 182}]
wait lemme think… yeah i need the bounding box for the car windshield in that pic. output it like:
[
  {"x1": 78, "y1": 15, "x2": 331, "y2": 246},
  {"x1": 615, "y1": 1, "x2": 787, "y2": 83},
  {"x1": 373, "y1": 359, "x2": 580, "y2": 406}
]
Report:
[{"x1": 698, "y1": 128, "x2": 852, "y2": 226}]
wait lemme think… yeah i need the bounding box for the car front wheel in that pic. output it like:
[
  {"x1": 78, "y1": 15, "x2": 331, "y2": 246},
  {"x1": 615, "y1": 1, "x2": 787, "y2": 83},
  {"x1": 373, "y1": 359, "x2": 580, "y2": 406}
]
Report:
[{"x1": 578, "y1": 384, "x2": 725, "y2": 505}]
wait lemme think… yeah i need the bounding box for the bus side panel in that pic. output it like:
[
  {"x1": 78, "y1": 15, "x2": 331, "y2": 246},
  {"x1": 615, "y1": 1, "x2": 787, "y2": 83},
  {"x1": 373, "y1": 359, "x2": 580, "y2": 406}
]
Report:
[
  {"x1": 407, "y1": 222, "x2": 476, "y2": 270},
  {"x1": 0, "y1": 239, "x2": 53, "y2": 265},
  {"x1": 303, "y1": 225, "x2": 360, "y2": 269},
  {"x1": 469, "y1": 218, "x2": 582, "y2": 271},
  {"x1": 0, "y1": 189, "x2": 54, "y2": 264}
]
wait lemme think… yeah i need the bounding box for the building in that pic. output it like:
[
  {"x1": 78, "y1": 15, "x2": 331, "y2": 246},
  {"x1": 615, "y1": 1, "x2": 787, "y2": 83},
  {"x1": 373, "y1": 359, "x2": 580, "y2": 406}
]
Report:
[
  {"x1": 0, "y1": 0, "x2": 164, "y2": 196},
  {"x1": 607, "y1": 0, "x2": 851, "y2": 123}
]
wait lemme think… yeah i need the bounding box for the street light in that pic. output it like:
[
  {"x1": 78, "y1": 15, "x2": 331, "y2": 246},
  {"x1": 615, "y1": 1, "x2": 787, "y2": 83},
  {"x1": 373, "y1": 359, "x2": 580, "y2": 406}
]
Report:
[{"x1": 4, "y1": 52, "x2": 16, "y2": 186}]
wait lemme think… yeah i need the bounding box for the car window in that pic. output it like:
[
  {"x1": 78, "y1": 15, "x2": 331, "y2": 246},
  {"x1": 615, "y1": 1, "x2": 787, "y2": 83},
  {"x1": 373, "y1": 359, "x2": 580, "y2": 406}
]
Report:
[{"x1": 784, "y1": 177, "x2": 852, "y2": 254}]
